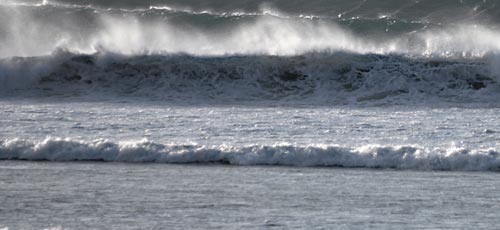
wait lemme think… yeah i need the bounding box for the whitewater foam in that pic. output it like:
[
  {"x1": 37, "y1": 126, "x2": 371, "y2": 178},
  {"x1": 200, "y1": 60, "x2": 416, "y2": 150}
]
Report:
[{"x1": 1, "y1": 138, "x2": 499, "y2": 171}]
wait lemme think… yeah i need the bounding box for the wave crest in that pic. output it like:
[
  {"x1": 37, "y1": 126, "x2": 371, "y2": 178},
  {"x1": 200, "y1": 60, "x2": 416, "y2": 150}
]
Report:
[
  {"x1": 1, "y1": 1, "x2": 500, "y2": 58},
  {"x1": 1, "y1": 138, "x2": 499, "y2": 171}
]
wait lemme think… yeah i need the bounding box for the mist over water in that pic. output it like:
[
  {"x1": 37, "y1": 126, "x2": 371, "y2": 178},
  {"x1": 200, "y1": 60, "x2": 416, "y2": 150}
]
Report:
[{"x1": 1, "y1": 0, "x2": 500, "y2": 57}]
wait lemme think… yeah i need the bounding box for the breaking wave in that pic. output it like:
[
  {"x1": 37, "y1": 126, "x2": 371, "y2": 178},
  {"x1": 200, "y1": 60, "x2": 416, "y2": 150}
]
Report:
[
  {"x1": 1, "y1": 138, "x2": 499, "y2": 171},
  {"x1": 2, "y1": 0, "x2": 500, "y2": 104},
  {"x1": 1, "y1": 51, "x2": 499, "y2": 104}
]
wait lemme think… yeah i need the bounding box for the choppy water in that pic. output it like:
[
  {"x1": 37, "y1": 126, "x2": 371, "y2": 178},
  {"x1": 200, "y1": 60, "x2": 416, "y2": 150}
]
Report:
[{"x1": 1, "y1": 100, "x2": 500, "y2": 171}]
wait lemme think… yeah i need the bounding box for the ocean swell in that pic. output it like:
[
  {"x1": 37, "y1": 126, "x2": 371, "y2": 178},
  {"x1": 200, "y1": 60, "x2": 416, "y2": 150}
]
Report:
[{"x1": 1, "y1": 138, "x2": 499, "y2": 171}]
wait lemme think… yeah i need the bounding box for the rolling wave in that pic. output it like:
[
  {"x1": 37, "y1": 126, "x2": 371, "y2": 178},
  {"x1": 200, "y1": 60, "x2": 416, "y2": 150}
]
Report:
[
  {"x1": 0, "y1": 52, "x2": 498, "y2": 104},
  {"x1": 1, "y1": 138, "x2": 499, "y2": 171}
]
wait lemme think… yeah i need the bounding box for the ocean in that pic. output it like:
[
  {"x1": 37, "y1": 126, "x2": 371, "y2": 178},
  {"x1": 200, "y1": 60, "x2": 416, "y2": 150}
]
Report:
[{"x1": 1, "y1": 0, "x2": 500, "y2": 229}]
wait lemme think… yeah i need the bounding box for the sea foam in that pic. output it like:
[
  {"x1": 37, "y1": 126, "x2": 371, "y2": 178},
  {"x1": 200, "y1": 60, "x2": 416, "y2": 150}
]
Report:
[{"x1": 1, "y1": 138, "x2": 499, "y2": 171}]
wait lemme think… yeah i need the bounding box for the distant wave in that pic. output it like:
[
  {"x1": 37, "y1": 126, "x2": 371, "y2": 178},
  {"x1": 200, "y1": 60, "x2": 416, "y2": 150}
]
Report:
[
  {"x1": 1, "y1": 138, "x2": 499, "y2": 171},
  {"x1": 0, "y1": 0, "x2": 289, "y2": 18}
]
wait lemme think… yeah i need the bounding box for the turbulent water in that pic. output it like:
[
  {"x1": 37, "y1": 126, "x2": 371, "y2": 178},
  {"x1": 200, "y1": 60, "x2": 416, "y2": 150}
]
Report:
[
  {"x1": 2, "y1": 0, "x2": 500, "y2": 101},
  {"x1": 2, "y1": 0, "x2": 500, "y2": 171},
  {"x1": 2, "y1": 2, "x2": 500, "y2": 228},
  {"x1": 2, "y1": 0, "x2": 500, "y2": 103}
]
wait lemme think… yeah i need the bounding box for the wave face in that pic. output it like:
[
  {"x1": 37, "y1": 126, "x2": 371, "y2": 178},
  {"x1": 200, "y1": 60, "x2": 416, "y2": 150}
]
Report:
[
  {"x1": 1, "y1": 138, "x2": 499, "y2": 171},
  {"x1": 0, "y1": 52, "x2": 497, "y2": 104},
  {"x1": 1, "y1": 0, "x2": 500, "y2": 103}
]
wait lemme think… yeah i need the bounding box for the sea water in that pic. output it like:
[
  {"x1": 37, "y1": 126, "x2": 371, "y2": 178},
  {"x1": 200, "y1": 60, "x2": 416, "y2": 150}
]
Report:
[
  {"x1": 1, "y1": 0, "x2": 500, "y2": 228},
  {"x1": 1, "y1": 161, "x2": 499, "y2": 229}
]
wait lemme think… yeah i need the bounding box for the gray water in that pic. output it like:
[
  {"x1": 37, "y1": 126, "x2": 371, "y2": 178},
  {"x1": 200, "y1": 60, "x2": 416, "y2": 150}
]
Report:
[
  {"x1": 1, "y1": 161, "x2": 499, "y2": 229},
  {"x1": 2, "y1": 0, "x2": 500, "y2": 228},
  {"x1": 2, "y1": 100, "x2": 500, "y2": 170}
]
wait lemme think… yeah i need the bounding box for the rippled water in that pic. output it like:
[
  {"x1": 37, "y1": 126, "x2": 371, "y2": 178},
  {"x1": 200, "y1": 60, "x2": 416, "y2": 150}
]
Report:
[{"x1": 1, "y1": 161, "x2": 499, "y2": 229}]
